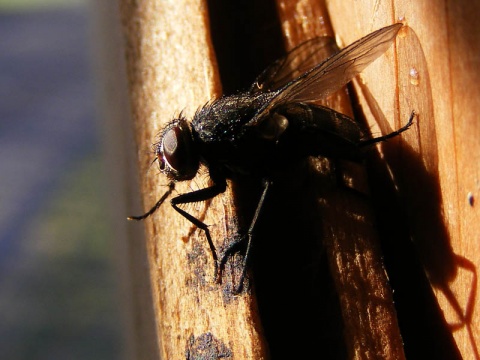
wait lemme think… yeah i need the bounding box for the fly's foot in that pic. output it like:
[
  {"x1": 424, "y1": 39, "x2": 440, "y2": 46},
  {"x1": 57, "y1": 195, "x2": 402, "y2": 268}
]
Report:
[
  {"x1": 212, "y1": 260, "x2": 220, "y2": 284},
  {"x1": 217, "y1": 234, "x2": 247, "y2": 293}
]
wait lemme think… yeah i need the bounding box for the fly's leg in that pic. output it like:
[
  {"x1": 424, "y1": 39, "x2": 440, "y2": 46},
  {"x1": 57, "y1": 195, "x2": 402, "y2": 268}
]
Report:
[
  {"x1": 128, "y1": 182, "x2": 175, "y2": 220},
  {"x1": 331, "y1": 111, "x2": 415, "y2": 195},
  {"x1": 220, "y1": 179, "x2": 271, "y2": 294},
  {"x1": 171, "y1": 180, "x2": 227, "y2": 281},
  {"x1": 359, "y1": 111, "x2": 416, "y2": 147}
]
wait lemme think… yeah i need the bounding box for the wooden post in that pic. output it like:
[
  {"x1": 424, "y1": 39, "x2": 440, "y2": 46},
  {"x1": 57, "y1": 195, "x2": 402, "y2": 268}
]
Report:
[
  {"x1": 114, "y1": 0, "x2": 479, "y2": 358},
  {"x1": 117, "y1": 0, "x2": 268, "y2": 358},
  {"x1": 274, "y1": 1, "x2": 405, "y2": 359},
  {"x1": 327, "y1": 1, "x2": 480, "y2": 359}
]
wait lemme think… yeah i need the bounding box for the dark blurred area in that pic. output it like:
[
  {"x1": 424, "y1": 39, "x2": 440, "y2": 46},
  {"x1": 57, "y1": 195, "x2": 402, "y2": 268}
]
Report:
[{"x1": 0, "y1": 2, "x2": 123, "y2": 359}]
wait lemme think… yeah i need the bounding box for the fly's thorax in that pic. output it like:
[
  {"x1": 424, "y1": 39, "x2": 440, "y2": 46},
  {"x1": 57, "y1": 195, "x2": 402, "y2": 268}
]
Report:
[
  {"x1": 156, "y1": 117, "x2": 200, "y2": 181},
  {"x1": 191, "y1": 92, "x2": 277, "y2": 143}
]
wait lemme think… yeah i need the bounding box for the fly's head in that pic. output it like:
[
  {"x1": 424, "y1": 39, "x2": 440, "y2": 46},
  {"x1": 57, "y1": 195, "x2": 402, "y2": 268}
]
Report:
[{"x1": 155, "y1": 117, "x2": 200, "y2": 181}]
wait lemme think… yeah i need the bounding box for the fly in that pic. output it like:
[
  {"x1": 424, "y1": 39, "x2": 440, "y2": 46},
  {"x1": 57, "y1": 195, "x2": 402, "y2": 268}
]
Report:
[{"x1": 128, "y1": 23, "x2": 415, "y2": 293}]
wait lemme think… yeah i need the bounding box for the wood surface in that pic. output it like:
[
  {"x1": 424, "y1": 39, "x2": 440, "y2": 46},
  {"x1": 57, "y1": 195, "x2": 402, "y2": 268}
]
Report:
[
  {"x1": 118, "y1": 1, "x2": 268, "y2": 359},
  {"x1": 327, "y1": 1, "x2": 480, "y2": 359},
  {"x1": 274, "y1": 2, "x2": 404, "y2": 359},
  {"x1": 116, "y1": 0, "x2": 480, "y2": 358}
]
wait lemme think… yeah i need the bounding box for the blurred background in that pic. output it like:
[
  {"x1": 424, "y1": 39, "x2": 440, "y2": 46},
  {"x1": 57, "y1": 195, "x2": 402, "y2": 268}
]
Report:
[{"x1": 0, "y1": 0, "x2": 131, "y2": 358}]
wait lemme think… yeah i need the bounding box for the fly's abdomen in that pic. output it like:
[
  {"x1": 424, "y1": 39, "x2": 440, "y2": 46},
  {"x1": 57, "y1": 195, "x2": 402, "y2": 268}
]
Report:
[{"x1": 276, "y1": 103, "x2": 366, "y2": 161}]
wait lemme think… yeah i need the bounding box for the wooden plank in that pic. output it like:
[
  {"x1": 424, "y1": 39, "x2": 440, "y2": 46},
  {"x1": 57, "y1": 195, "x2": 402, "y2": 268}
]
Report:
[
  {"x1": 328, "y1": 0, "x2": 480, "y2": 358},
  {"x1": 118, "y1": 0, "x2": 479, "y2": 358},
  {"x1": 275, "y1": 1, "x2": 404, "y2": 359},
  {"x1": 118, "y1": 0, "x2": 269, "y2": 358}
]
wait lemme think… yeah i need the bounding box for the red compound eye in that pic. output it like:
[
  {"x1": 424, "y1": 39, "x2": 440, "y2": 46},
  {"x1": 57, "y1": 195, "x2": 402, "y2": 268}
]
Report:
[{"x1": 157, "y1": 119, "x2": 199, "y2": 180}]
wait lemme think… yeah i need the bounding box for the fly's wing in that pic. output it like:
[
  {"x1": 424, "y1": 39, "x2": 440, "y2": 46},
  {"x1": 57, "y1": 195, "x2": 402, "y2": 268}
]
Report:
[
  {"x1": 248, "y1": 23, "x2": 403, "y2": 126},
  {"x1": 249, "y1": 36, "x2": 338, "y2": 93}
]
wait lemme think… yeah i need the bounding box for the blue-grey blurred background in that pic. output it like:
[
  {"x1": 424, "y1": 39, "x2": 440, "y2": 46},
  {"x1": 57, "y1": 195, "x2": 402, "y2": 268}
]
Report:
[{"x1": 0, "y1": 0, "x2": 126, "y2": 358}]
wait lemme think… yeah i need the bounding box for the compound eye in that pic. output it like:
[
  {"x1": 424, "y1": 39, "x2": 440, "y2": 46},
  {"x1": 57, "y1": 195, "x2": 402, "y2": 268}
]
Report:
[
  {"x1": 158, "y1": 121, "x2": 199, "y2": 180},
  {"x1": 162, "y1": 127, "x2": 182, "y2": 171}
]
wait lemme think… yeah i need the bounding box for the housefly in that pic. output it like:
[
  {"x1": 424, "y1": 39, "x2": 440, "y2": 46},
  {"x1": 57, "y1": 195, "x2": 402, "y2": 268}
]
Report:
[{"x1": 128, "y1": 23, "x2": 414, "y2": 293}]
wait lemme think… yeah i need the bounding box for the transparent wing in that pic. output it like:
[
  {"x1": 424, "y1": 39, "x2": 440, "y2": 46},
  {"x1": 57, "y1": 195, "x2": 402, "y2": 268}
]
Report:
[
  {"x1": 248, "y1": 23, "x2": 403, "y2": 126},
  {"x1": 249, "y1": 36, "x2": 338, "y2": 93}
]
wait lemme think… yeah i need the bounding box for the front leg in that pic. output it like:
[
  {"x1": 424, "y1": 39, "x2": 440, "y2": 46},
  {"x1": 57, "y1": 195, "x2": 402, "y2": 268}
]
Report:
[{"x1": 171, "y1": 180, "x2": 227, "y2": 281}]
